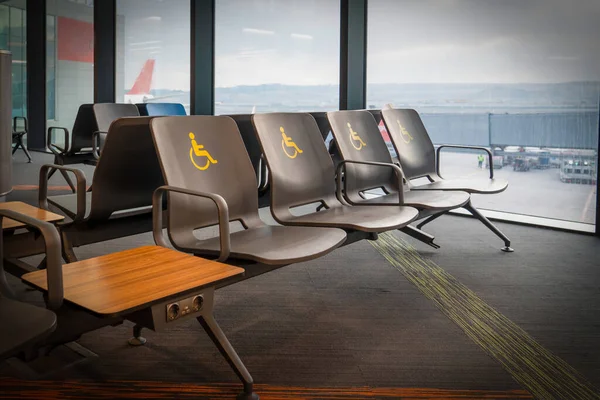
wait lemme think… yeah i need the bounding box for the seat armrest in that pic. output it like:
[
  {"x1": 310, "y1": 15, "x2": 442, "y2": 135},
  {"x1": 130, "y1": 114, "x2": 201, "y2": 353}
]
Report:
[
  {"x1": 335, "y1": 160, "x2": 406, "y2": 206},
  {"x1": 47, "y1": 127, "x2": 70, "y2": 155},
  {"x1": 39, "y1": 164, "x2": 87, "y2": 222},
  {"x1": 0, "y1": 210, "x2": 63, "y2": 310},
  {"x1": 152, "y1": 185, "x2": 231, "y2": 263},
  {"x1": 435, "y1": 145, "x2": 494, "y2": 179},
  {"x1": 92, "y1": 131, "x2": 107, "y2": 160}
]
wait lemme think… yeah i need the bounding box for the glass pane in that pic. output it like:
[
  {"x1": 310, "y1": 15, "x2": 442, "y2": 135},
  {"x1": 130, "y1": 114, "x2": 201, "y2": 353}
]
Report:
[
  {"x1": 9, "y1": 7, "x2": 22, "y2": 38},
  {"x1": 46, "y1": 0, "x2": 94, "y2": 148},
  {"x1": 367, "y1": 0, "x2": 599, "y2": 226},
  {"x1": 11, "y1": 63, "x2": 25, "y2": 117},
  {"x1": 214, "y1": 0, "x2": 340, "y2": 114},
  {"x1": 47, "y1": 15, "x2": 56, "y2": 120},
  {"x1": 3, "y1": 3, "x2": 26, "y2": 118},
  {"x1": 0, "y1": 6, "x2": 8, "y2": 49},
  {"x1": 116, "y1": 0, "x2": 190, "y2": 113}
]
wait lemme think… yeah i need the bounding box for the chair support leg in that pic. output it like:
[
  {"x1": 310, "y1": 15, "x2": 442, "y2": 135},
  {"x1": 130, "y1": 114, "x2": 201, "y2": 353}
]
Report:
[
  {"x1": 128, "y1": 324, "x2": 147, "y2": 346},
  {"x1": 21, "y1": 144, "x2": 33, "y2": 163},
  {"x1": 463, "y1": 201, "x2": 514, "y2": 252},
  {"x1": 58, "y1": 169, "x2": 76, "y2": 193},
  {"x1": 47, "y1": 168, "x2": 57, "y2": 179},
  {"x1": 198, "y1": 313, "x2": 259, "y2": 400},
  {"x1": 416, "y1": 211, "x2": 448, "y2": 230},
  {"x1": 12, "y1": 137, "x2": 32, "y2": 162},
  {"x1": 400, "y1": 225, "x2": 440, "y2": 249}
]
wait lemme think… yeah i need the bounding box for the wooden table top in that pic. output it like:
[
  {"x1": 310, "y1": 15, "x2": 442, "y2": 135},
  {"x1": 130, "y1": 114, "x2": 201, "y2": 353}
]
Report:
[
  {"x1": 22, "y1": 246, "x2": 245, "y2": 316},
  {"x1": 0, "y1": 201, "x2": 64, "y2": 230}
]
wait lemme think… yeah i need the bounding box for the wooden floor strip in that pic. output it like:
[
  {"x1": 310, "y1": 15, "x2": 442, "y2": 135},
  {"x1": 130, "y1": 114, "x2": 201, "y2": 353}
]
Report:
[
  {"x1": 0, "y1": 378, "x2": 533, "y2": 399},
  {"x1": 370, "y1": 232, "x2": 600, "y2": 400}
]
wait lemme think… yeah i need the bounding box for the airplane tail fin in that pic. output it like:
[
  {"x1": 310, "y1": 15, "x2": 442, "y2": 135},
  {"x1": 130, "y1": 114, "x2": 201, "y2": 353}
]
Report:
[{"x1": 127, "y1": 59, "x2": 155, "y2": 95}]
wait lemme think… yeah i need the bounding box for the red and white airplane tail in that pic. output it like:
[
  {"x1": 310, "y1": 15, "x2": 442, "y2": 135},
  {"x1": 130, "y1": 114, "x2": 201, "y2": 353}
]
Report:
[{"x1": 124, "y1": 59, "x2": 155, "y2": 103}]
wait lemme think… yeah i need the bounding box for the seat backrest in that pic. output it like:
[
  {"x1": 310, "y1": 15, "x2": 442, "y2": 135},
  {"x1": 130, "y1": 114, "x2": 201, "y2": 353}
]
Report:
[
  {"x1": 252, "y1": 113, "x2": 338, "y2": 214},
  {"x1": 137, "y1": 103, "x2": 187, "y2": 116},
  {"x1": 87, "y1": 117, "x2": 164, "y2": 221},
  {"x1": 149, "y1": 116, "x2": 262, "y2": 242},
  {"x1": 327, "y1": 110, "x2": 398, "y2": 202},
  {"x1": 381, "y1": 108, "x2": 436, "y2": 180},
  {"x1": 69, "y1": 104, "x2": 98, "y2": 153},
  {"x1": 93, "y1": 103, "x2": 141, "y2": 133}
]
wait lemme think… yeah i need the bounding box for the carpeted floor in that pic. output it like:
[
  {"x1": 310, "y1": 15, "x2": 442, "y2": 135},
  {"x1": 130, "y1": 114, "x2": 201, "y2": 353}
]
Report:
[{"x1": 1, "y1": 151, "x2": 600, "y2": 399}]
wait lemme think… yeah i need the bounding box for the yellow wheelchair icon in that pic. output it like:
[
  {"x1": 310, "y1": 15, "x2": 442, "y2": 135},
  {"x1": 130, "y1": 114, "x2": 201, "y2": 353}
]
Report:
[
  {"x1": 397, "y1": 121, "x2": 414, "y2": 144},
  {"x1": 189, "y1": 132, "x2": 218, "y2": 171},
  {"x1": 347, "y1": 123, "x2": 366, "y2": 150},
  {"x1": 281, "y1": 127, "x2": 303, "y2": 159}
]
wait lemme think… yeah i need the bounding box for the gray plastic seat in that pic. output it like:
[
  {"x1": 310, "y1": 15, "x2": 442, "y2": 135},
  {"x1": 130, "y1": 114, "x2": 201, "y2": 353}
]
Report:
[
  {"x1": 12, "y1": 116, "x2": 32, "y2": 162},
  {"x1": 0, "y1": 299, "x2": 57, "y2": 360},
  {"x1": 45, "y1": 104, "x2": 142, "y2": 192},
  {"x1": 40, "y1": 117, "x2": 165, "y2": 261},
  {"x1": 92, "y1": 103, "x2": 141, "y2": 157},
  {"x1": 46, "y1": 116, "x2": 162, "y2": 222},
  {"x1": 0, "y1": 210, "x2": 58, "y2": 361},
  {"x1": 149, "y1": 115, "x2": 347, "y2": 265},
  {"x1": 381, "y1": 108, "x2": 508, "y2": 194},
  {"x1": 381, "y1": 108, "x2": 513, "y2": 251},
  {"x1": 47, "y1": 104, "x2": 99, "y2": 191},
  {"x1": 327, "y1": 110, "x2": 470, "y2": 211},
  {"x1": 251, "y1": 113, "x2": 419, "y2": 232}
]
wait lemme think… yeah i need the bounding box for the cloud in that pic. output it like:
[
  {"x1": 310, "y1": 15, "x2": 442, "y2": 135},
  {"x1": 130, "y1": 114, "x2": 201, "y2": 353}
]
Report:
[
  {"x1": 243, "y1": 28, "x2": 275, "y2": 35},
  {"x1": 291, "y1": 33, "x2": 313, "y2": 40}
]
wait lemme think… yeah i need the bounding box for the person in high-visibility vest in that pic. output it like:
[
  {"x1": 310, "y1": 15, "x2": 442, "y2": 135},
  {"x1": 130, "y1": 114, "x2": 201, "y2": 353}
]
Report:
[{"x1": 477, "y1": 154, "x2": 485, "y2": 169}]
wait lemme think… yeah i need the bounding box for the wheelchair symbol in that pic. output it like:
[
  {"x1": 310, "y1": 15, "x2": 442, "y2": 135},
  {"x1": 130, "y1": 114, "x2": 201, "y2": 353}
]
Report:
[
  {"x1": 397, "y1": 121, "x2": 414, "y2": 144},
  {"x1": 347, "y1": 123, "x2": 366, "y2": 150},
  {"x1": 189, "y1": 133, "x2": 218, "y2": 171},
  {"x1": 281, "y1": 127, "x2": 303, "y2": 159}
]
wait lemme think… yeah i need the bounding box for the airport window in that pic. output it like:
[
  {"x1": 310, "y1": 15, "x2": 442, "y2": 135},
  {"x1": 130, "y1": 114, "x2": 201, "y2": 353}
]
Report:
[
  {"x1": 46, "y1": 0, "x2": 94, "y2": 148},
  {"x1": 367, "y1": 0, "x2": 599, "y2": 227},
  {"x1": 116, "y1": 0, "x2": 190, "y2": 113},
  {"x1": 47, "y1": 15, "x2": 56, "y2": 121},
  {"x1": 0, "y1": 2, "x2": 27, "y2": 118},
  {"x1": 0, "y1": 6, "x2": 8, "y2": 49},
  {"x1": 214, "y1": 0, "x2": 340, "y2": 115}
]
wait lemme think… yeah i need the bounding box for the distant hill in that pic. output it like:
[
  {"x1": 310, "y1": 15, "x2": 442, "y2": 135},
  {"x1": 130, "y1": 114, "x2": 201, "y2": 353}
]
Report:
[{"x1": 140, "y1": 81, "x2": 600, "y2": 114}]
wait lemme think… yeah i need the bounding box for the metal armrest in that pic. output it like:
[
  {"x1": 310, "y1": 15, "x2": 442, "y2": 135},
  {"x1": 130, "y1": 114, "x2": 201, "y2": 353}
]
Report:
[
  {"x1": 152, "y1": 185, "x2": 231, "y2": 263},
  {"x1": 92, "y1": 131, "x2": 107, "y2": 160},
  {"x1": 335, "y1": 160, "x2": 406, "y2": 206},
  {"x1": 435, "y1": 144, "x2": 494, "y2": 179},
  {"x1": 39, "y1": 164, "x2": 87, "y2": 222},
  {"x1": 47, "y1": 127, "x2": 70, "y2": 155},
  {"x1": 0, "y1": 210, "x2": 63, "y2": 310}
]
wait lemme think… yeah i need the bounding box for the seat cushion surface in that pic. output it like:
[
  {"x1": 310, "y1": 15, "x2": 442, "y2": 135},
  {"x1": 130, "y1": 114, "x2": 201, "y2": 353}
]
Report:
[
  {"x1": 411, "y1": 178, "x2": 508, "y2": 194},
  {"x1": 180, "y1": 225, "x2": 347, "y2": 265},
  {"x1": 277, "y1": 205, "x2": 419, "y2": 233},
  {"x1": 356, "y1": 190, "x2": 470, "y2": 211},
  {"x1": 0, "y1": 299, "x2": 56, "y2": 360}
]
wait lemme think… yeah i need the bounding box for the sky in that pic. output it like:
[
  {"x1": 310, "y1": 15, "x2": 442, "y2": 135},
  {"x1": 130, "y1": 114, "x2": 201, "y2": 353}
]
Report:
[
  {"x1": 116, "y1": 0, "x2": 600, "y2": 90},
  {"x1": 367, "y1": 0, "x2": 600, "y2": 84}
]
